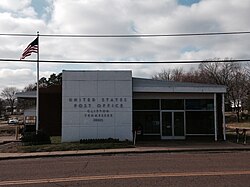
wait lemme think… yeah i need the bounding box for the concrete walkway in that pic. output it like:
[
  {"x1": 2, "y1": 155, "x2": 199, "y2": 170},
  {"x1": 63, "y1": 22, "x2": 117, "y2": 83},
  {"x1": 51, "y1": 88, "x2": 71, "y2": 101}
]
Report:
[{"x1": 1, "y1": 141, "x2": 250, "y2": 160}]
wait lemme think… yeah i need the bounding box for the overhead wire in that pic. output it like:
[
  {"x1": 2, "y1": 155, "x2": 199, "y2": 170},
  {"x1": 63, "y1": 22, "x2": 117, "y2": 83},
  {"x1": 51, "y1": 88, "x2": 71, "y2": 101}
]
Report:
[
  {"x1": 0, "y1": 58, "x2": 249, "y2": 64},
  {"x1": 1, "y1": 31, "x2": 250, "y2": 38},
  {"x1": 0, "y1": 31, "x2": 250, "y2": 63}
]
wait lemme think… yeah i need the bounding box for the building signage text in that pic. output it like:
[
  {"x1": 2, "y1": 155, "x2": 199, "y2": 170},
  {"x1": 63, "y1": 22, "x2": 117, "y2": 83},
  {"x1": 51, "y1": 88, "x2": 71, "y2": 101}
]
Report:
[{"x1": 68, "y1": 97, "x2": 128, "y2": 122}]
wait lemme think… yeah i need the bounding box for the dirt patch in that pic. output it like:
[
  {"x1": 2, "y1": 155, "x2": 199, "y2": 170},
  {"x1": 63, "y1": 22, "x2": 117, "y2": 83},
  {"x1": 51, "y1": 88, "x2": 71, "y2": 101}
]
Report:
[
  {"x1": 0, "y1": 142, "x2": 22, "y2": 153},
  {"x1": 0, "y1": 128, "x2": 16, "y2": 136},
  {"x1": 0, "y1": 124, "x2": 22, "y2": 136}
]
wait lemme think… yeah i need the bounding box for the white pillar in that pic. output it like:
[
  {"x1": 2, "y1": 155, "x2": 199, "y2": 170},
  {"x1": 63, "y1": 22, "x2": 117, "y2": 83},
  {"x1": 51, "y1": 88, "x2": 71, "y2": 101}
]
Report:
[
  {"x1": 222, "y1": 93, "x2": 226, "y2": 140},
  {"x1": 214, "y1": 93, "x2": 217, "y2": 141}
]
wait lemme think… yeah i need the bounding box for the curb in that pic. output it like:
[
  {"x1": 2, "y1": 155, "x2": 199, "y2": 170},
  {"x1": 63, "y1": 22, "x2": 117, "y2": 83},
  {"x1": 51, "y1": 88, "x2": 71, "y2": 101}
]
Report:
[{"x1": 1, "y1": 147, "x2": 250, "y2": 160}]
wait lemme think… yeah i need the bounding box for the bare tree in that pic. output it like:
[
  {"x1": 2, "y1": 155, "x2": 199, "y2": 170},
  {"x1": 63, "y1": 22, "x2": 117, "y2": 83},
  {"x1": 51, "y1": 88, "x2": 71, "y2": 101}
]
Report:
[
  {"x1": 152, "y1": 68, "x2": 184, "y2": 81},
  {"x1": 1, "y1": 87, "x2": 19, "y2": 115},
  {"x1": 171, "y1": 68, "x2": 184, "y2": 81},
  {"x1": 198, "y1": 58, "x2": 237, "y2": 85},
  {"x1": 228, "y1": 68, "x2": 249, "y2": 121},
  {"x1": 153, "y1": 69, "x2": 173, "y2": 80},
  {"x1": 245, "y1": 62, "x2": 250, "y2": 75},
  {"x1": 152, "y1": 58, "x2": 250, "y2": 122},
  {"x1": 181, "y1": 68, "x2": 203, "y2": 83},
  {"x1": 199, "y1": 59, "x2": 249, "y2": 122},
  {"x1": 243, "y1": 63, "x2": 250, "y2": 111},
  {"x1": 0, "y1": 98, "x2": 4, "y2": 116}
]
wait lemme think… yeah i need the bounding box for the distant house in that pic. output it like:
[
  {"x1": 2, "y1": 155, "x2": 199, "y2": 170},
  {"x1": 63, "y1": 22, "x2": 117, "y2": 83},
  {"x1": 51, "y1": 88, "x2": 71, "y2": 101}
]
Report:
[
  {"x1": 16, "y1": 86, "x2": 61, "y2": 136},
  {"x1": 16, "y1": 70, "x2": 227, "y2": 142},
  {"x1": 23, "y1": 106, "x2": 36, "y2": 117}
]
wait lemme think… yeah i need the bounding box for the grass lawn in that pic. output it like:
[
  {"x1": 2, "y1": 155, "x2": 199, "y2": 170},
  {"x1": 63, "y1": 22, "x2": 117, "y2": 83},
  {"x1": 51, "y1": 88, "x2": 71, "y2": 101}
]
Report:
[
  {"x1": 0, "y1": 126, "x2": 134, "y2": 153},
  {"x1": 226, "y1": 122, "x2": 250, "y2": 128},
  {"x1": 3, "y1": 136, "x2": 134, "y2": 153}
]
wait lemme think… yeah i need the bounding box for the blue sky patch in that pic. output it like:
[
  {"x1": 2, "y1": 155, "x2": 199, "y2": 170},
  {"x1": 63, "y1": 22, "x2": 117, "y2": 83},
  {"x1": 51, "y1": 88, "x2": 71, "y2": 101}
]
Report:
[
  {"x1": 181, "y1": 46, "x2": 200, "y2": 53},
  {"x1": 178, "y1": 0, "x2": 201, "y2": 6},
  {"x1": 130, "y1": 21, "x2": 138, "y2": 33},
  {"x1": 31, "y1": 0, "x2": 50, "y2": 19}
]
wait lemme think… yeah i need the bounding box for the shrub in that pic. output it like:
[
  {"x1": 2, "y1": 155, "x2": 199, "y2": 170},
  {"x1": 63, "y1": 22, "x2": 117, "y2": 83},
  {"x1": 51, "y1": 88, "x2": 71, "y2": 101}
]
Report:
[
  {"x1": 21, "y1": 130, "x2": 51, "y2": 145},
  {"x1": 80, "y1": 138, "x2": 120, "y2": 144}
]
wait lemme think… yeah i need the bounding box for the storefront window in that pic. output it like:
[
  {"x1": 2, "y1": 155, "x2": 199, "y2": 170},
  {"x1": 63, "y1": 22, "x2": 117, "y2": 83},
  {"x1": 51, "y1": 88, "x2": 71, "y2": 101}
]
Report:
[
  {"x1": 161, "y1": 99, "x2": 184, "y2": 110},
  {"x1": 133, "y1": 111, "x2": 160, "y2": 134},
  {"x1": 133, "y1": 99, "x2": 159, "y2": 110},
  {"x1": 186, "y1": 99, "x2": 214, "y2": 110},
  {"x1": 186, "y1": 111, "x2": 214, "y2": 134}
]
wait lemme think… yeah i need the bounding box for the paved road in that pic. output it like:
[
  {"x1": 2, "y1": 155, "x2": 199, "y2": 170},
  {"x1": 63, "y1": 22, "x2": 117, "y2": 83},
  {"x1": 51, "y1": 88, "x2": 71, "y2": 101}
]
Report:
[{"x1": 0, "y1": 152, "x2": 250, "y2": 186}]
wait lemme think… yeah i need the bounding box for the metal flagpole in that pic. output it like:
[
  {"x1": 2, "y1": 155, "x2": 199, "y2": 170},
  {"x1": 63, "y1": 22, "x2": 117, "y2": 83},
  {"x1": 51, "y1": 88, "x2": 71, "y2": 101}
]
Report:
[{"x1": 36, "y1": 31, "x2": 40, "y2": 132}]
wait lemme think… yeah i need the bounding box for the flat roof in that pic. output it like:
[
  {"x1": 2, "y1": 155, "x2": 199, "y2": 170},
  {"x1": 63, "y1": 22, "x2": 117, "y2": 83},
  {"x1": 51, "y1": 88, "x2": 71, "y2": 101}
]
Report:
[
  {"x1": 15, "y1": 75, "x2": 227, "y2": 99},
  {"x1": 15, "y1": 91, "x2": 36, "y2": 98},
  {"x1": 133, "y1": 78, "x2": 227, "y2": 93}
]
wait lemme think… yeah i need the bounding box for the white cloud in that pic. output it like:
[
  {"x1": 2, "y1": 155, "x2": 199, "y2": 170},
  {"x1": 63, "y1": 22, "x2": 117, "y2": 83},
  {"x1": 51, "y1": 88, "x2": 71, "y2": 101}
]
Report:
[
  {"x1": 0, "y1": 68, "x2": 35, "y2": 92},
  {"x1": 0, "y1": 68, "x2": 57, "y2": 93},
  {"x1": 0, "y1": 0, "x2": 37, "y2": 18},
  {"x1": 0, "y1": 0, "x2": 31, "y2": 11}
]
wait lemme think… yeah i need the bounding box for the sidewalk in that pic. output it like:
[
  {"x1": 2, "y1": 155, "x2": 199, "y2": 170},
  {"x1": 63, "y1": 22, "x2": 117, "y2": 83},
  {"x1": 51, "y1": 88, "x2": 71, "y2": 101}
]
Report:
[{"x1": 1, "y1": 141, "x2": 250, "y2": 160}]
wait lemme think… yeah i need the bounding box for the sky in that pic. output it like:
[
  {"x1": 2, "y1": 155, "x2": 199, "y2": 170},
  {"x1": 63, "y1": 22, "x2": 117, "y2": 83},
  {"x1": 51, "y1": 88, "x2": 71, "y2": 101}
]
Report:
[{"x1": 0, "y1": 0, "x2": 250, "y2": 92}]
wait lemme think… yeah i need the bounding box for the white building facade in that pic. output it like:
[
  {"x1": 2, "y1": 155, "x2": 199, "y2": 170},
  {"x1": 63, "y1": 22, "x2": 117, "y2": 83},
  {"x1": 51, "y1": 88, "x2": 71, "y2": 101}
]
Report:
[
  {"x1": 61, "y1": 70, "x2": 227, "y2": 142},
  {"x1": 62, "y1": 71, "x2": 133, "y2": 142},
  {"x1": 17, "y1": 70, "x2": 227, "y2": 142}
]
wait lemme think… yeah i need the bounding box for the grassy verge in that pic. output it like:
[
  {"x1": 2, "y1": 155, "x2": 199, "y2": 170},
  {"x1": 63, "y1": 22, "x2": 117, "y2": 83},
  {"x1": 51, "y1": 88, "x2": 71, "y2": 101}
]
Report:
[
  {"x1": 10, "y1": 136, "x2": 133, "y2": 153},
  {"x1": 20, "y1": 142, "x2": 134, "y2": 153}
]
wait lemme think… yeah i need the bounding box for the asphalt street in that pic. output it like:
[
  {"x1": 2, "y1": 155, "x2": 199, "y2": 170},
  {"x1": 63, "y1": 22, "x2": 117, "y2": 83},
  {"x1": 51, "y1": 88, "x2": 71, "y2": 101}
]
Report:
[{"x1": 0, "y1": 152, "x2": 250, "y2": 186}]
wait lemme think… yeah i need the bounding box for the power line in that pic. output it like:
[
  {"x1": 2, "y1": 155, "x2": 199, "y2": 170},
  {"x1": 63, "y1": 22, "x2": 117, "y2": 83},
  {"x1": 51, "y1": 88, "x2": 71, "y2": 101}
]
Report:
[
  {"x1": 1, "y1": 31, "x2": 250, "y2": 38},
  {"x1": 0, "y1": 58, "x2": 249, "y2": 64}
]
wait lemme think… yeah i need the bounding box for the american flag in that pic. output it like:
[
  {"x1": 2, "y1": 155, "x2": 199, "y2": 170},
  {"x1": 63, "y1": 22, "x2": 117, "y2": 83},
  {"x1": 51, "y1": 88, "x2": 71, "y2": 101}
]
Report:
[{"x1": 20, "y1": 37, "x2": 38, "y2": 60}]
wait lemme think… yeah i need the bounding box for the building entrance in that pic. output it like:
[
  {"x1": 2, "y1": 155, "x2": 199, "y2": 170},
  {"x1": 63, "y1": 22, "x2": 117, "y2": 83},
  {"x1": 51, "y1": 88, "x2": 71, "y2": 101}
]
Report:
[{"x1": 161, "y1": 112, "x2": 185, "y2": 139}]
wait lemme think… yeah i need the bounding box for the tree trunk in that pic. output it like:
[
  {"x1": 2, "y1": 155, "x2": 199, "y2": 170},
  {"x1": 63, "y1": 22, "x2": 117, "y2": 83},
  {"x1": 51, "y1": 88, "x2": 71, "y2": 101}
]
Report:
[
  {"x1": 10, "y1": 100, "x2": 14, "y2": 115},
  {"x1": 236, "y1": 109, "x2": 240, "y2": 123}
]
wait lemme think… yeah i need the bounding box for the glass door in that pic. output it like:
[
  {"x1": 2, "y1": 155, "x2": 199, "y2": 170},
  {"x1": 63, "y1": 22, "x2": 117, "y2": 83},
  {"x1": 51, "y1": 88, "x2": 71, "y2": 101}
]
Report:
[
  {"x1": 162, "y1": 112, "x2": 172, "y2": 137},
  {"x1": 161, "y1": 112, "x2": 185, "y2": 139},
  {"x1": 174, "y1": 112, "x2": 185, "y2": 138}
]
